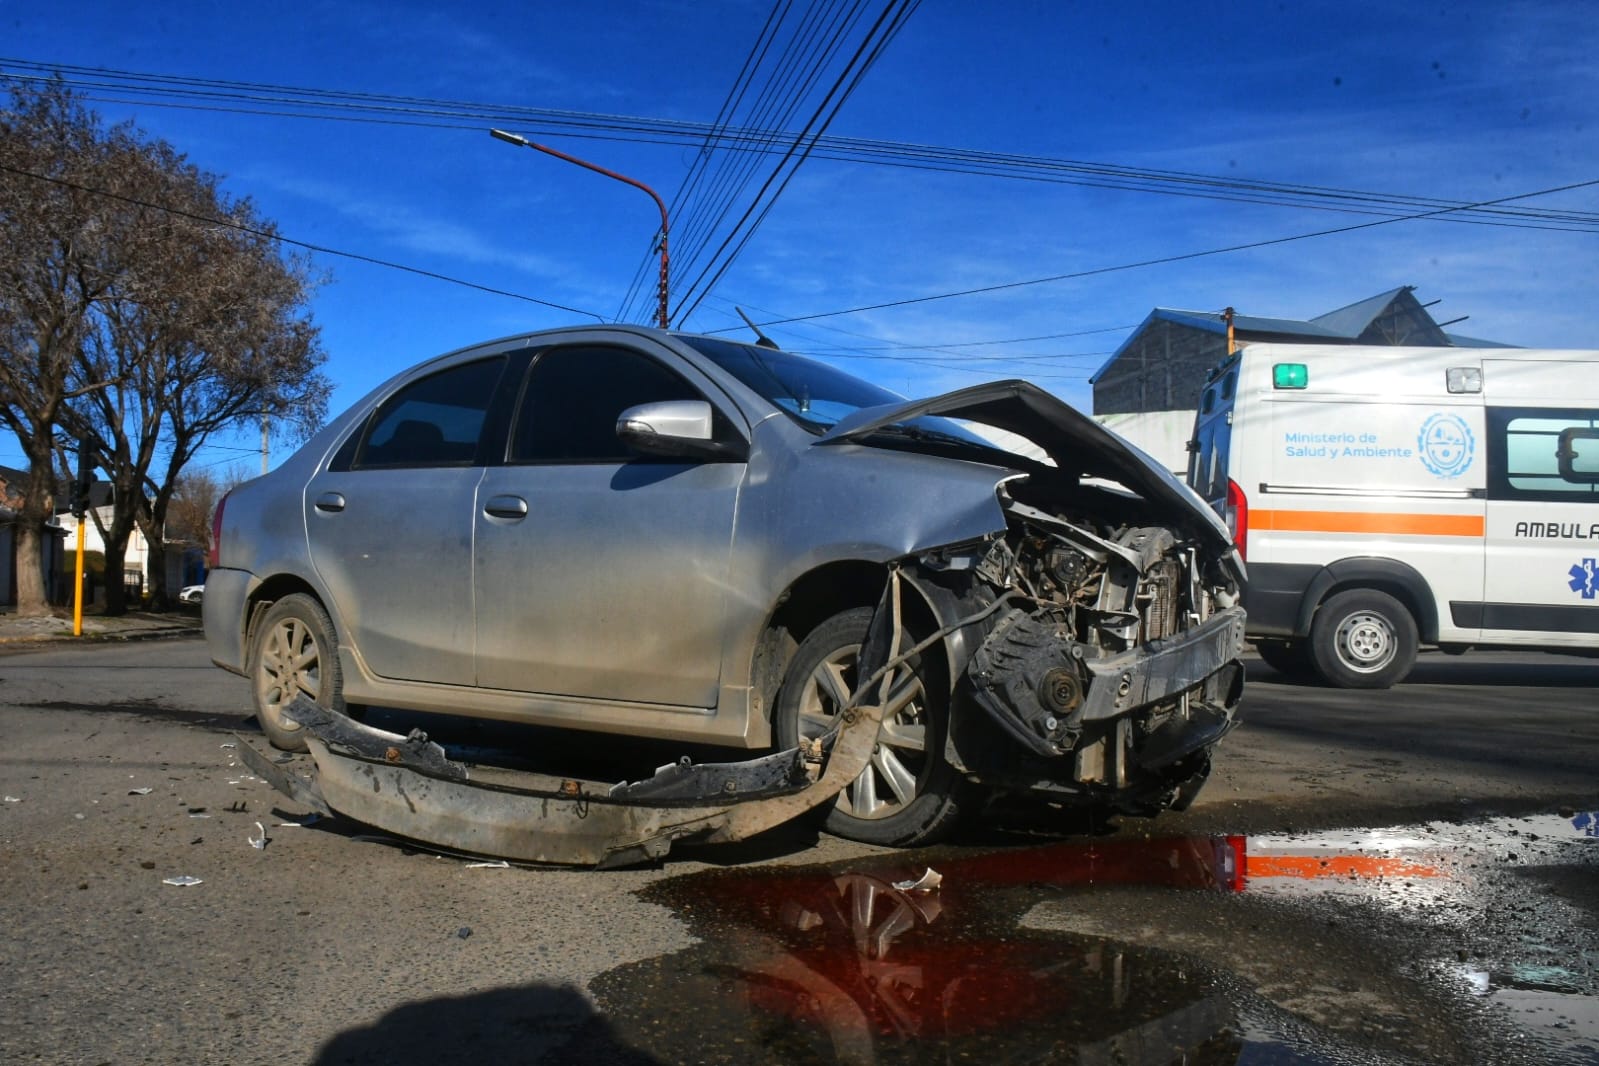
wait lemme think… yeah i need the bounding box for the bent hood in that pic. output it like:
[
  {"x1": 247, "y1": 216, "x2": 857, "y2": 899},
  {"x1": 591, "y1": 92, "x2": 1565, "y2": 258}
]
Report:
[{"x1": 817, "y1": 379, "x2": 1234, "y2": 553}]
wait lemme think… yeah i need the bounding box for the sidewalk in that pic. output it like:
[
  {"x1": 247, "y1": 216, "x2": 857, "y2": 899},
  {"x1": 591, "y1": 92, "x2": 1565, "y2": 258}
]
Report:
[{"x1": 0, "y1": 607, "x2": 203, "y2": 645}]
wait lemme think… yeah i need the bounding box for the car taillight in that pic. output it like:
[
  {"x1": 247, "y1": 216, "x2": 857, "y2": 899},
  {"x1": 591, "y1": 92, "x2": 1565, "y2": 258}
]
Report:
[
  {"x1": 208, "y1": 492, "x2": 228, "y2": 570},
  {"x1": 1224, "y1": 478, "x2": 1247, "y2": 560}
]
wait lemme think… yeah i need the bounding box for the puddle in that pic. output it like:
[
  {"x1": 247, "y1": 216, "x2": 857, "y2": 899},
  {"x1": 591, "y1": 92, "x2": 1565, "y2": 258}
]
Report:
[{"x1": 583, "y1": 812, "x2": 1599, "y2": 1064}]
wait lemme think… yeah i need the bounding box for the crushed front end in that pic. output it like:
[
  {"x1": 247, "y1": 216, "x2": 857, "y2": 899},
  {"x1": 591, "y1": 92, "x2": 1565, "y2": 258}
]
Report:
[{"x1": 903, "y1": 476, "x2": 1246, "y2": 818}]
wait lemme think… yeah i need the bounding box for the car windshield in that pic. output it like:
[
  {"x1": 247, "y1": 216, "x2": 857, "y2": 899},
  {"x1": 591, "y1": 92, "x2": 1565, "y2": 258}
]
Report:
[
  {"x1": 679, "y1": 335, "x2": 905, "y2": 432},
  {"x1": 678, "y1": 335, "x2": 1011, "y2": 457}
]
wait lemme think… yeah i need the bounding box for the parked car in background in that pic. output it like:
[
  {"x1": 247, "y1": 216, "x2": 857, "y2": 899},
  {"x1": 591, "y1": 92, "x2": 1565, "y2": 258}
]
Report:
[
  {"x1": 204, "y1": 325, "x2": 1245, "y2": 846},
  {"x1": 178, "y1": 584, "x2": 204, "y2": 605}
]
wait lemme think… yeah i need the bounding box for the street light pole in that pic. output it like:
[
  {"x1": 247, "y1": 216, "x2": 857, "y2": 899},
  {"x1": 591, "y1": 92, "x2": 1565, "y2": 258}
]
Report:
[{"x1": 489, "y1": 129, "x2": 670, "y2": 329}]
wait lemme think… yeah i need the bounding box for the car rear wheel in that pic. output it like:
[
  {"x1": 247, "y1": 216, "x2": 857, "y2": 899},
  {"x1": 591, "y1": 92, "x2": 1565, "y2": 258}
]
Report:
[
  {"x1": 773, "y1": 607, "x2": 967, "y2": 847},
  {"x1": 249, "y1": 593, "x2": 345, "y2": 752},
  {"x1": 1308, "y1": 589, "x2": 1418, "y2": 690}
]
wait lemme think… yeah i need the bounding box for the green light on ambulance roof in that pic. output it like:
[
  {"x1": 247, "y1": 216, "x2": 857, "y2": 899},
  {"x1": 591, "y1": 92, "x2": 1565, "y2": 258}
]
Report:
[{"x1": 1272, "y1": 363, "x2": 1308, "y2": 389}]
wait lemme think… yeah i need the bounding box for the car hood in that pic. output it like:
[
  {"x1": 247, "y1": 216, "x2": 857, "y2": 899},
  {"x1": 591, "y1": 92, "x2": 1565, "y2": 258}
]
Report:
[{"x1": 816, "y1": 379, "x2": 1234, "y2": 553}]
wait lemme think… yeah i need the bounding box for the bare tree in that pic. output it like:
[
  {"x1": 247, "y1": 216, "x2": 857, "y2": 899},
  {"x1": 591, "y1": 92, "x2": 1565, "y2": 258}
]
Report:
[
  {"x1": 0, "y1": 80, "x2": 149, "y2": 615},
  {"x1": 3, "y1": 78, "x2": 328, "y2": 613},
  {"x1": 71, "y1": 143, "x2": 329, "y2": 611}
]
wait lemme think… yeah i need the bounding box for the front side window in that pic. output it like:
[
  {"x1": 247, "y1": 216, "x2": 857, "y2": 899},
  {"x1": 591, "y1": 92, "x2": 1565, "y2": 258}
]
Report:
[
  {"x1": 354, "y1": 357, "x2": 506, "y2": 469},
  {"x1": 1487, "y1": 407, "x2": 1599, "y2": 501},
  {"x1": 510, "y1": 345, "x2": 712, "y2": 463}
]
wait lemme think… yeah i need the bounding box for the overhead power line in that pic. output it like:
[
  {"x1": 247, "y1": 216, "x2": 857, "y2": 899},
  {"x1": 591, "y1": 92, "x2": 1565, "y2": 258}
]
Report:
[
  {"x1": 3, "y1": 58, "x2": 1595, "y2": 237},
  {"x1": 718, "y1": 176, "x2": 1599, "y2": 331},
  {"x1": 0, "y1": 162, "x2": 605, "y2": 321}
]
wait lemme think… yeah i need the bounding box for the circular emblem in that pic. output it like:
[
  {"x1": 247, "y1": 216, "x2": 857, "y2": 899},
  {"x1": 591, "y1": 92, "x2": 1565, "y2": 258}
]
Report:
[{"x1": 1417, "y1": 413, "x2": 1474, "y2": 478}]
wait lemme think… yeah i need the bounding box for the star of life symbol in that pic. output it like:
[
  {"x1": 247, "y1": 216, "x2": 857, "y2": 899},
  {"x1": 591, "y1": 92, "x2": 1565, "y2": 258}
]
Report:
[{"x1": 1570, "y1": 558, "x2": 1599, "y2": 600}]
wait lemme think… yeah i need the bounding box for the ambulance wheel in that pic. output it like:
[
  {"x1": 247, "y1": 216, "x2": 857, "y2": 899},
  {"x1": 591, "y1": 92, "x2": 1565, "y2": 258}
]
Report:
[
  {"x1": 1309, "y1": 590, "x2": 1418, "y2": 689},
  {"x1": 1254, "y1": 639, "x2": 1314, "y2": 678}
]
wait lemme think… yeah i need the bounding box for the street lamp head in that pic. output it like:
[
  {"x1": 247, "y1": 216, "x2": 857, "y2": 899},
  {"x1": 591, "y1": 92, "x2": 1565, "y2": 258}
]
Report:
[{"x1": 489, "y1": 128, "x2": 532, "y2": 149}]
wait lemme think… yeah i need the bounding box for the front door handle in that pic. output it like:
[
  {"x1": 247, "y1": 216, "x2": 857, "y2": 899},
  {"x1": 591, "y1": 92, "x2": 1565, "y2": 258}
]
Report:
[
  {"x1": 484, "y1": 495, "x2": 529, "y2": 520},
  {"x1": 314, "y1": 491, "x2": 346, "y2": 513}
]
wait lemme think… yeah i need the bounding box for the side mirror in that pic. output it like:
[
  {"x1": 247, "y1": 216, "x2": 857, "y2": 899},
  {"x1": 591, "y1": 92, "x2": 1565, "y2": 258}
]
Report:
[{"x1": 616, "y1": 400, "x2": 746, "y2": 461}]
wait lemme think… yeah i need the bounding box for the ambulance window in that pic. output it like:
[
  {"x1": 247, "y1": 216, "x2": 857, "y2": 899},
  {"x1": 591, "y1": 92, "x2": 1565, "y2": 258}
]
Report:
[
  {"x1": 1221, "y1": 370, "x2": 1237, "y2": 400},
  {"x1": 1201, "y1": 387, "x2": 1216, "y2": 415},
  {"x1": 1488, "y1": 409, "x2": 1599, "y2": 500}
]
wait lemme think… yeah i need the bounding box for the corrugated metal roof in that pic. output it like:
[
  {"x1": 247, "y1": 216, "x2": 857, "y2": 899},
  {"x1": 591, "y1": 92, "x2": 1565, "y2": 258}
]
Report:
[
  {"x1": 1307, "y1": 286, "x2": 1412, "y2": 337},
  {"x1": 1090, "y1": 306, "x2": 1347, "y2": 382}
]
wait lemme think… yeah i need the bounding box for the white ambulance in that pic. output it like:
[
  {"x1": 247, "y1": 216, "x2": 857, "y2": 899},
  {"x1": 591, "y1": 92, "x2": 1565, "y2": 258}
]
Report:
[{"x1": 1187, "y1": 344, "x2": 1599, "y2": 687}]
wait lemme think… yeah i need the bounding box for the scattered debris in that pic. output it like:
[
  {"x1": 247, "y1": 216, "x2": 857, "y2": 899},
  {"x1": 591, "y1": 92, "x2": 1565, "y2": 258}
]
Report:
[
  {"x1": 219, "y1": 742, "x2": 237, "y2": 750},
  {"x1": 162, "y1": 875, "x2": 203, "y2": 887},
  {"x1": 456, "y1": 926, "x2": 472, "y2": 939},
  {"x1": 465, "y1": 860, "x2": 510, "y2": 869},
  {"x1": 226, "y1": 800, "x2": 249, "y2": 813},
  {"x1": 128, "y1": 787, "x2": 153, "y2": 796},
  {"x1": 274, "y1": 814, "x2": 321, "y2": 828},
  {"x1": 893, "y1": 868, "x2": 943, "y2": 893},
  {"x1": 140, "y1": 861, "x2": 156, "y2": 870},
  {"x1": 248, "y1": 822, "x2": 268, "y2": 850},
  {"x1": 5, "y1": 795, "x2": 22, "y2": 803}
]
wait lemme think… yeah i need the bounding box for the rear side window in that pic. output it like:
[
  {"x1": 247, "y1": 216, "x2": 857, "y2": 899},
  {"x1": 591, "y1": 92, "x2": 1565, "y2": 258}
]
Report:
[
  {"x1": 1487, "y1": 407, "x2": 1599, "y2": 501},
  {"x1": 510, "y1": 345, "x2": 705, "y2": 463},
  {"x1": 354, "y1": 357, "x2": 506, "y2": 469}
]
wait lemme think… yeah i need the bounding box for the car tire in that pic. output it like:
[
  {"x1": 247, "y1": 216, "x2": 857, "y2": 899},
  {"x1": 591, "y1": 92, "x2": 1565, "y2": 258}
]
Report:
[
  {"x1": 249, "y1": 593, "x2": 345, "y2": 752},
  {"x1": 1308, "y1": 589, "x2": 1418, "y2": 690},
  {"x1": 773, "y1": 607, "x2": 967, "y2": 847},
  {"x1": 1254, "y1": 639, "x2": 1315, "y2": 678}
]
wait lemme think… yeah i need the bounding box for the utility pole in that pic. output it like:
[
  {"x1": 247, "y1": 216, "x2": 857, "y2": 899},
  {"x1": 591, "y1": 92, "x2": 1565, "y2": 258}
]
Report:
[
  {"x1": 71, "y1": 439, "x2": 94, "y2": 637},
  {"x1": 489, "y1": 129, "x2": 670, "y2": 329}
]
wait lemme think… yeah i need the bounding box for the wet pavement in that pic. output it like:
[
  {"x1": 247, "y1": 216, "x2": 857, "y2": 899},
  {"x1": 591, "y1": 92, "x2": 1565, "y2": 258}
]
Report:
[{"x1": 580, "y1": 813, "x2": 1599, "y2": 1064}]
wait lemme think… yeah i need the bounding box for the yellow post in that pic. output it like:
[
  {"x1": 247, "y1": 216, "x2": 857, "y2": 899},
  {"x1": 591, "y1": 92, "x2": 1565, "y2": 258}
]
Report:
[
  {"x1": 1224, "y1": 306, "x2": 1236, "y2": 356},
  {"x1": 73, "y1": 522, "x2": 85, "y2": 637}
]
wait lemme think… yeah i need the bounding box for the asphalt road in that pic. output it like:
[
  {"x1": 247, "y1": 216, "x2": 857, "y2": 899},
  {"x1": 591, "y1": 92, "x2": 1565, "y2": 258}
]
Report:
[{"x1": 1, "y1": 637, "x2": 1596, "y2": 1065}]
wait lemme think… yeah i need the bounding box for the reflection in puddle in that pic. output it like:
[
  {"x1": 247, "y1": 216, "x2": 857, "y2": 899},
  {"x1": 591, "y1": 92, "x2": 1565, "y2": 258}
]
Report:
[
  {"x1": 590, "y1": 836, "x2": 1353, "y2": 1064},
  {"x1": 584, "y1": 812, "x2": 1598, "y2": 1064}
]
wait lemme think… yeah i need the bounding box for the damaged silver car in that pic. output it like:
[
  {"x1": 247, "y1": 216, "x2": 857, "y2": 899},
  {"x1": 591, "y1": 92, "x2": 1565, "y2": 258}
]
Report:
[{"x1": 204, "y1": 325, "x2": 1245, "y2": 849}]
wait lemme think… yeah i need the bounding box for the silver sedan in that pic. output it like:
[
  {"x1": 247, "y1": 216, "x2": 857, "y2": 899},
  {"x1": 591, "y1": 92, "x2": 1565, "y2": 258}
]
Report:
[{"x1": 204, "y1": 325, "x2": 1245, "y2": 846}]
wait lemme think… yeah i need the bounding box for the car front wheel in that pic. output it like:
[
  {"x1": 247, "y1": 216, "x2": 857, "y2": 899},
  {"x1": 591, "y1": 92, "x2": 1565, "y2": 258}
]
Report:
[
  {"x1": 249, "y1": 593, "x2": 345, "y2": 752},
  {"x1": 773, "y1": 607, "x2": 967, "y2": 847}
]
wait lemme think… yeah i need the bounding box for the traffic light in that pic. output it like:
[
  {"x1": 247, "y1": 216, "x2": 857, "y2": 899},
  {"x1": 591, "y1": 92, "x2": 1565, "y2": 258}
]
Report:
[{"x1": 72, "y1": 438, "x2": 95, "y2": 518}]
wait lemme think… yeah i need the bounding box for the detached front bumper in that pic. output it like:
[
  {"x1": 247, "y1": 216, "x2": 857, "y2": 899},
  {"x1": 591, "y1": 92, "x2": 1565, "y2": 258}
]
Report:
[{"x1": 236, "y1": 693, "x2": 889, "y2": 868}]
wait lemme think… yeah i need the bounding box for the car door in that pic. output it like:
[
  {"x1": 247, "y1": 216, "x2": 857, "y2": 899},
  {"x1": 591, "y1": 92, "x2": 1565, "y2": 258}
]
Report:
[
  {"x1": 305, "y1": 353, "x2": 511, "y2": 685},
  {"x1": 472, "y1": 341, "x2": 747, "y2": 707}
]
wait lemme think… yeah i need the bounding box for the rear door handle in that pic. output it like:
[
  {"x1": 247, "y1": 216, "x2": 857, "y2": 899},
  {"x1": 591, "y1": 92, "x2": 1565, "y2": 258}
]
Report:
[
  {"x1": 314, "y1": 491, "x2": 346, "y2": 513},
  {"x1": 484, "y1": 495, "x2": 528, "y2": 520}
]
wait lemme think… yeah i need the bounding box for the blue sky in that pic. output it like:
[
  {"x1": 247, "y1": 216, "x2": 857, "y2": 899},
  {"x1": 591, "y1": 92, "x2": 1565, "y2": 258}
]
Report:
[{"x1": 3, "y1": 0, "x2": 1596, "y2": 474}]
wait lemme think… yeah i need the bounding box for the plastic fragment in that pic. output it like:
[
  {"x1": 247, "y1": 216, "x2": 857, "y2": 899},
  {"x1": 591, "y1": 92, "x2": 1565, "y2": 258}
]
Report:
[
  {"x1": 465, "y1": 860, "x2": 510, "y2": 869},
  {"x1": 162, "y1": 875, "x2": 203, "y2": 887},
  {"x1": 5, "y1": 795, "x2": 22, "y2": 803},
  {"x1": 248, "y1": 822, "x2": 268, "y2": 850},
  {"x1": 128, "y1": 787, "x2": 153, "y2": 796},
  {"x1": 893, "y1": 868, "x2": 943, "y2": 893},
  {"x1": 456, "y1": 926, "x2": 472, "y2": 939},
  {"x1": 219, "y1": 742, "x2": 237, "y2": 749}
]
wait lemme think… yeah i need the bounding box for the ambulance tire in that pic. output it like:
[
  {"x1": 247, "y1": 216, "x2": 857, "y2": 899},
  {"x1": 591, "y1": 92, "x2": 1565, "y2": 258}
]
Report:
[
  {"x1": 1308, "y1": 589, "x2": 1418, "y2": 690},
  {"x1": 1254, "y1": 639, "x2": 1315, "y2": 678}
]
